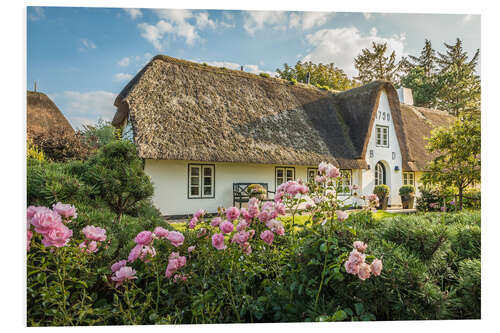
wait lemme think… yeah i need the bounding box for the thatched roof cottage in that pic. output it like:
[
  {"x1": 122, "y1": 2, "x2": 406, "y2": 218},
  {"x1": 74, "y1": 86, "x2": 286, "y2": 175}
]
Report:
[
  {"x1": 112, "y1": 55, "x2": 453, "y2": 216},
  {"x1": 27, "y1": 91, "x2": 74, "y2": 138}
]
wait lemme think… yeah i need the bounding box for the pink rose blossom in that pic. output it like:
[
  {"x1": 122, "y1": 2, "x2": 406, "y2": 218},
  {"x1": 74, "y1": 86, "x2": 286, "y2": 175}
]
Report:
[
  {"x1": 240, "y1": 242, "x2": 252, "y2": 255},
  {"x1": 112, "y1": 266, "x2": 137, "y2": 287},
  {"x1": 318, "y1": 161, "x2": 331, "y2": 174},
  {"x1": 266, "y1": 219, "x2": 285, "y2": 236},
  {"x1": 326, "y1": 166, "x2": 340, "y2": 178},
  {"x1": 153, "y1": 226, "x2": 169, "y2": 238},
  {"x1": 135, "y1": 231, "x2": 153, "y2": 245},
  {"x1": 27, "y1": 230, "x2": 33, "y2": 251},
  {"x1": 27, "y1": 206, "x2": 45, "y2": 225},
  {"x1": 165, "y1": 252, "x2": 187, "y2": 278},
  {"x1": 240, "y1": 208, "x2": 253, "y2": 223},
  {"x1": 315, "y1": 175, "x2": 327, "y2": 183},
  {"x1": 139, "y1": 245, "x2": 156, "y2": 262},
  {"x1": 337, "y1": 210, "x2": 348, "y2": 222},
  {"x1": 188, "y1": 246, "x2": 196, "y2": 253},
  {"x1": 82, "y1": 225, "x2": 107, "y2": 241},
  {"x1": 194, "y1": 209, "x2": 206, "y2": 219},
  {"x1": 212, "y1": 233, "x2": 226, "y2": 250},
  {"x1": 348, "y1": 249, "x2": 366, "y2": 264},
  {"x1": 231, "y1": 231, "x2": 250, "y2": 245},
  {"x1": 357, "y1": 262, "x2": 371, "y2": 280},
  {"x1": 236, "y1": 221, "x2": 248, "y2": 232},
  {"x1": 167, "y1": 231, "x2": 185, "y2": 247},
  {"x1": 345, "y1": 260, "x2": 360, "y2": 274},
  {"x1": 353, "y1": 241, "x2": 368, "y2": 253},
  {"x1": 226, "y1": 207, "x2": 240, "y2": 221},
  {"x1": 260, "y1": 230, "x2": 274, "y2": 245},
  {"x1": 275, "y1": 202, "x2": 287, "y2": 216},
  {"x1": 41, "y1": 222, "x2": 73, "y2": 248},
  {"x1": 219, "y1": 221, "x2": 234, "y2": 234},
  {"x1": 52, "y1": 202, "x2": 77, "y2": 219},
  {"x1": 111, "y1": 260, "x2": 127, "y2": 273},
  {"x1": 248, "y1": 198, "x2": 260, "y2": 217},
  {"x1": 188, "y1": 217, "x2": 198, "y2": 229},
  {"x1": 173, "y1": 274, "x2": 188, "y2": 283},
  {"x1": 210, "y1": 217, "x2": 222, "y2": 227},
  {"x1": 32, "y1": 209, "x2": 62, "y2": 235},
  {"x1": 128, "y1": 244, "x2": 142, "y2": 263},
  {"x1": 371, "y1": 259, "x2": 383, "y2": 276}
]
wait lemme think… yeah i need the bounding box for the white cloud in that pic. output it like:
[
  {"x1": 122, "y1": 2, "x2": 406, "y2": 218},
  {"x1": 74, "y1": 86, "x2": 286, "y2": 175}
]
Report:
[
  {"x1": 123, "y1": 8, "x2": 142, "y2": 20},
  {"x1": 58, "y1": 91, "x2": 116, "y2": 129},
  {"x1": 78, "y1": 38, "x2": 97, "y2": 51},
  {"x1": 118, "y1": 57, "x2": 130, "y2": 67},
  {"x1": 195, "y1": 12, "x2": 216, "y2": 29},
  {"x1": 289, "y1": 12, "x2": 334, "y2": 30},
  {"x1": 138, "y1": 9, "x2": 220, "y2": 49},
  {"x1": 114, "y1": 73, "x2": 133, "y2": 81},
  {"x1": 28, "y1": 7, "x2": 45, "y2": 21},
  {"x1": 191, "y1": 59, "x2": 276, "y2": 77},
  {"x1": 303, "y1": 27, "x2": 406, "y2": 78},
  {"x1": 243, "y1": 11, "x2": 288, "y2": 35}
]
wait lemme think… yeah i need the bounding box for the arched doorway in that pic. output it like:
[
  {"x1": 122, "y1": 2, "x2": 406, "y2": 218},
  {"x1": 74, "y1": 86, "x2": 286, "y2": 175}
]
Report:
[{"x1": 375, "y1": 161, "x2": 386, "y2": 185}]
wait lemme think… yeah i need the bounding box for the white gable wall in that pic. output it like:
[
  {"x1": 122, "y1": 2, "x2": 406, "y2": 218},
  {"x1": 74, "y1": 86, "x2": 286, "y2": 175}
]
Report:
[{"x1": 363, "y1": 90, "x2": 404, "y2": 206}]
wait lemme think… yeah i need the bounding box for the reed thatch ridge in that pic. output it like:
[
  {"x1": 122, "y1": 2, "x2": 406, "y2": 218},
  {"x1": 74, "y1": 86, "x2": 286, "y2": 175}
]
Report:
[
  {"x1": 112, "y1": 55, "x2": 453, "y2": 171},
  {"x1": 27, "y1": 91, "x2": 74, "y2": 138}
]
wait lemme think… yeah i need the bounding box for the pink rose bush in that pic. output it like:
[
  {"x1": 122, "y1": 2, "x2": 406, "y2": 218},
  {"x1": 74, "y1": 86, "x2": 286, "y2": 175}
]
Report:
[
  {"x1": 28, "y1": 205, "x2": 75, "y2": 250},
  {"x1": 344, "y1": 241, "x2": 383, "y2": 280},
  {"x1": 80, "y1": 225, "x2": 107, "y2": 253},
  {"x1": 111, "y1": 266, "x2": 137, "y2": 287}
]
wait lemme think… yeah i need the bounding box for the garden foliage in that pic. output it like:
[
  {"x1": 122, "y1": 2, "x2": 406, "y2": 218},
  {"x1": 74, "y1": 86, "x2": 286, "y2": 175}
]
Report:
[{"x1": 26, "y1": 143, "x2": 481, "y2": 325}]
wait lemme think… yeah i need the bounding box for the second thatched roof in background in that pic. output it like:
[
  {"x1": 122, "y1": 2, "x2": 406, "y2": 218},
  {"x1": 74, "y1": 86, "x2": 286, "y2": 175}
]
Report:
[{"x1": 112, "y1": 55, "x2": 453, "y2": 171}]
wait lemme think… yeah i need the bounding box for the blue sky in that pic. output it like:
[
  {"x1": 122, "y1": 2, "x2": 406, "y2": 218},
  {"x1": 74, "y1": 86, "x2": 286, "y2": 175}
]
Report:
[{"x1": 27, "y1": 6, "x2": 480, "y2": 129}]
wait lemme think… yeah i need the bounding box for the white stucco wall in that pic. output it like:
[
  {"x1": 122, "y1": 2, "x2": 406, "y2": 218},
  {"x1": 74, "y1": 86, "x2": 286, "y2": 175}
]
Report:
[
  {"x1": 363, "y1": 90, "x2": 404, "y2": 206},
  {"x1": 145, "y1": 160, "x2": 315, "y2": 215}
]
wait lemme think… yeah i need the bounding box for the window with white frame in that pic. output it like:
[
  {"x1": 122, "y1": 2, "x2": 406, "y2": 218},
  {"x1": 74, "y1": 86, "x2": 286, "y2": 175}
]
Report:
[
  {"x1": 307, "y1": 168, "x2": 318, "y2": 183},
  {"x1": 403, "y1": 172, "x2": 415, "y2": 186},
  {"x1": 188, "y1": 164, "x2": 215, "y2": 199},
  {"x1": 338, "y1": 169, "x2": 352, "y2": 195},
  {"x1": 375, "y1": 125, "x2": 389, "y2": 147},
  {"x1": 276, "y1": 167, "x2": 295, "y2": 187}
]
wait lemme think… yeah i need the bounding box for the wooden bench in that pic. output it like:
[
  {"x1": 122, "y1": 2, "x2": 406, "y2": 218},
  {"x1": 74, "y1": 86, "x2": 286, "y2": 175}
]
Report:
[{"x1": 232, "y1": 183, "x2": 275, "y2": 208}]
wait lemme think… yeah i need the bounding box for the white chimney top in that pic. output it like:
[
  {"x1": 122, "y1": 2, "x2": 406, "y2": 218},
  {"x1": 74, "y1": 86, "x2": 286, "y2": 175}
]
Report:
[{"x1": 397, "y1": 87, "x2": 414, "y2": 106}]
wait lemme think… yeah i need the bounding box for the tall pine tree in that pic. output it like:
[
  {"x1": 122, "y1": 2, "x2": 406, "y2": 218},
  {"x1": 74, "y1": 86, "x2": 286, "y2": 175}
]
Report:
[
  {"x1": 408, "y1": 39, "x2": 438, "y2": 77},
  {"x1": 354, "y1": 42, "x2": 401, "y2": 84}
]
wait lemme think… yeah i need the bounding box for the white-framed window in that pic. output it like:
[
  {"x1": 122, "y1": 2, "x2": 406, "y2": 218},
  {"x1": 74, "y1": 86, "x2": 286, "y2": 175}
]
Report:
[
  {"x1": 375, "y1": 125, "x2": 389, "y2": 147},
  {"x1": 307, "y1": 168, "x2": 318, "y2": 183},
  {"x1": 188, "y1": 164, "x2": 215, "y2": 199},
  {"x1": 375, "y1": 162, "x2": 386, "y2": 185},
  {"x1": 276, "y1": 167, "x2": 295, "y2": 188},
  {"x1": 403, "y1": 172, "x2": 415, "y2": 186},
  {"x1": 338, "y1": 169, "x2": 352, "y2": 195}
]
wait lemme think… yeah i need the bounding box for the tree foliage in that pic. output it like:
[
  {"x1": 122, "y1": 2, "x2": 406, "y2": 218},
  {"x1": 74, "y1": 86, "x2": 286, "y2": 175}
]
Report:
[
  {"x1": 354, "y1": 42, "x2": 402, "y2": 84},
  {"x1": 421, "y1": 118, "x2": 480, "y2": 210},
  {"x1": 82, "y1": 140, "x2": 154, "y2": 223},
  {"x1": 276, "y1": 60, "x2": 357, "y2": 91}
]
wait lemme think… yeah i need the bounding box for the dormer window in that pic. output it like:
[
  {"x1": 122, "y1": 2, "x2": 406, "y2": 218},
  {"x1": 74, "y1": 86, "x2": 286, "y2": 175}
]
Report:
[{"x1": 375, "y1": 125, "x2": 389, "y2": 148}]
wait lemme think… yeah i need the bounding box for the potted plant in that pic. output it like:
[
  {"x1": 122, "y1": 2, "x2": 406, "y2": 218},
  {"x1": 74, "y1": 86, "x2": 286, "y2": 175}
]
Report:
[
  {"x1": 399, "y1": 185, "x2": 416, "y2": 209},
  {"x1": 247, "y1": 184, "x2": 267, "y2": 200},
  {"x1": 373, "y1": 184, "x2": 390, "y2": 210}
]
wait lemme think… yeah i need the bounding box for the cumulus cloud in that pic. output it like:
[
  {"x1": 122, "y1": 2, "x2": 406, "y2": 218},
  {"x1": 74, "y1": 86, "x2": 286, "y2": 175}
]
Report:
[
  {"x1": 303, "y1": 27, "x2": 406, "y2": 77},
  {"x1": 57, "y1": 91, "x2": 116, "y2": 130},
  {"x1": 118, "y1": 57, "x2": 130, "y2": 67},
  {"x1": 191, "y1": 59, "x2": 276, "y2": 77},
  {"x1": 28, "y1": 7, "x2": 45, "y2": 21},
  {"x1": 138, "y1": 9, "x2": 220, "y2": 49},
  {"x1": 114, "y1": 73, "x2": 133, "y2": 81},
  {"x1": 289, "y1": 12, "x2": 334, "y2": 30},
  {"x1": 123, "y1": 8, "x2": 142, "y2": 20},
  {"x1": 243, "y1": 11, "x2": 288, "y2": 34},
  {"x1": 78, "y1": 38, "x2": 97, "y2": 51}
]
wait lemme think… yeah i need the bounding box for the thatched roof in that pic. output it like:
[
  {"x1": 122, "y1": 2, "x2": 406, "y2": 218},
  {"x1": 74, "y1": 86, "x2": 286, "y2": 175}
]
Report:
[
  {"x1": 27, "y1": 91, "x2": 74, "y2": 138},
  {"x1": 112, "y1": 55, "x2": 453, "y2": 170},
  {"x1": 400, "y1": 104, "x2": 455, "y2": 171}
]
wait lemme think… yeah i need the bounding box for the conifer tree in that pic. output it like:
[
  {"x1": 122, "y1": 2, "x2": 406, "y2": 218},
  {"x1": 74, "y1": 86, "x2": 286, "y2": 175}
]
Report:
[
  {"x1": 354, "y1": 42, "x2": 401, "y2": 84},
  {"x1": 408, "y1": 39, "x2": 438, "y2": 77}
]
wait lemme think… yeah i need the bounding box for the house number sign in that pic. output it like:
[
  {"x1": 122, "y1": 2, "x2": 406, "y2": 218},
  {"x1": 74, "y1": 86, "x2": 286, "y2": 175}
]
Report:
[{"x1": 377, "y1": 111, "x2": 390, "y2": 121}]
